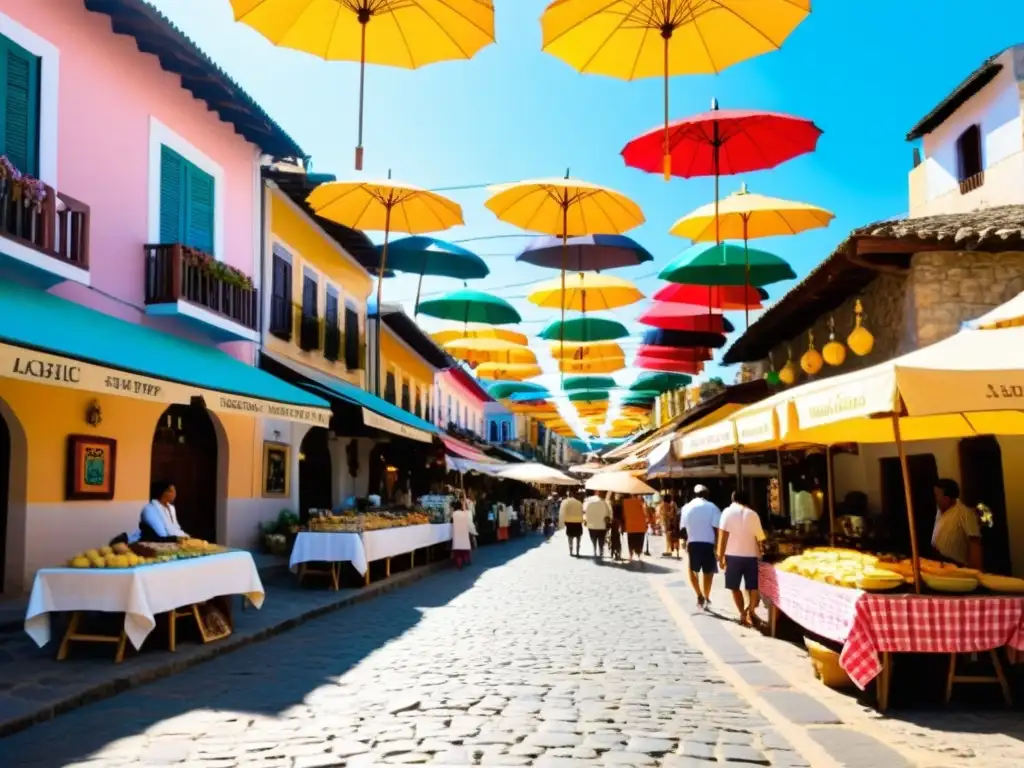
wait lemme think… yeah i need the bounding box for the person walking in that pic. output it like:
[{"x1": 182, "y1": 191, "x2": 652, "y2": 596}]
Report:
[
  {"x1": 658, "y1": 493, "x2": 681, "y2": 558},
  {"x1": 584, "y1": 490, "x2": 612, "y2": 559},
  {"x1": 622, "y1": 494, "x2": 648, "y2": 564},
  {"x1": 608, "y1": 494, "x2": 624, "y2": 560},
  {"x1": 496, "y1": 502, "x2": 510, "y2": 542},
  {"x1": 559, "y1": 491, "x2": 584, "y2": 557},
  {"x1": 717, "y1": 490, "x2": 766, "y2": 627},
  {"x1": 451, "y1": 499, "x2": 477, "y2": 569},
  {"x1": 680, "y1": 484, "x2": 721, "y2": 610}
]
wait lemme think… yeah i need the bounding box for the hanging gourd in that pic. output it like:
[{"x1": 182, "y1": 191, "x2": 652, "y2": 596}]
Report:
[
  {"x1": 778, "y1": 345, "x2": 798, "y2": 386},
  {"x1": 800, "y1": 330, "x2": 823, "y2": 376},
  {"x1": 763, "y1": 352, "x2": 781, "y2": 386},
  {"x1": 847, "y1": 299, "x2": 875, "y2": 357},
  {"x1": 822, "y1": 316, "x2": 847, "y2": 367}
]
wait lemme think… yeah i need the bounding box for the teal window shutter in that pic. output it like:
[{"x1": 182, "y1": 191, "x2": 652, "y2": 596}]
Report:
[
  {"x1": 159, "y1": 145, "x2": 184, "y2": 243},
  {"x1": 184, "y1": 161, "x2": 214, "y2": 253},
  {"x1": 0, "y1": 34, "x2": 41, "y2": 177}
]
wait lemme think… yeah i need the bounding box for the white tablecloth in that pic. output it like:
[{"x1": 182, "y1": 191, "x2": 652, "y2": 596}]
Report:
[
  {"x1": 289, "y1": 532, "x2": 368, "y2": 576},
  {"x1": 360, "y1": 524, "x2": 453, "y2": 563},
  {"x1": 24, "y1": 551, "x2": 265, "y2": 650}
]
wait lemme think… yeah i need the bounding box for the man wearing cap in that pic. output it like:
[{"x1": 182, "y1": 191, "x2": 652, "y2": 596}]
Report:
[{"x1": 680, "y1": 485, "x2": 722, "y2": 610}]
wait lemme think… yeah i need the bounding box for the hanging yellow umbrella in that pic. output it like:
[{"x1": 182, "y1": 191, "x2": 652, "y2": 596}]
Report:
[
  {"x1": 232, "y1": 0, "x2": 495, "y2": 170},
  {"x1": 540, "y1": 1, "x2": 810, "y2": 179},
  {"x1": 559, "y1": 356, "x2": 626, "y2": 374},
  {"x1": 442, "y1": 337, "x2": 537, "y2": 366},
  {"x1": 307, "y1": 176, "x2": 462, "y2": 395},
  {"x1": 432, "y1": 327, "x2": 530, "y2": 346},
  {"x1": 549, "y1": 341, "x2": 624, "y2": 360},
  {"x1": 528, "y1": 273, "x2": 644, "y2": 312},
  {"x1": 475, "y1": 362, "x2": 543, "y2": 381}
]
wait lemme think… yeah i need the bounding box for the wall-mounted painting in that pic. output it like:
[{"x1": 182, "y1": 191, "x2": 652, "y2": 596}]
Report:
[
  {"x1": 66, "y1": 435, "x2": 117, "y2": 501},
  {"x1": 262, "y1": 441, "x2": 291, "y2": 498}
]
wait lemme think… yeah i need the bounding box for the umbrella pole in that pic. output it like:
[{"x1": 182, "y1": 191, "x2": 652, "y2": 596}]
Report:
[
  {"x1": 414, "y1": 273, "x2": 424, "y2": 318},
  {"x1": 560, "y1": 203, "x2": 568, "y2": 389},
  {"x1": 711, "y1": 132, "x2": 720, "y2": 322},
  {"x1": 374, "y1": 205, "x2": 392, "y2": 397},
  {"x1": 743, "y1": 217, "x2": 750, "y2": 330},
  {"x1": 892, "y1": 414, "x2": 922, "y2": 595},
  {"x1": 355, "y1": 15, "x2": 368, "y2": 170},
  {"x1": 662, "y1": 34, "x2": 671, "y2": 181}
]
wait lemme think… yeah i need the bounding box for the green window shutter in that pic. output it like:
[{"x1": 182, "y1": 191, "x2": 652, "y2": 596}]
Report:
[
  {"x1": 0, "y1": 35, "x2": 41, "y2": 177},
  {"x1": 184, "y1": 161, "x2": 214, "y2": 253},
  {"x1": 159, "y1": 145, "x2": 185, "y2": 243}
]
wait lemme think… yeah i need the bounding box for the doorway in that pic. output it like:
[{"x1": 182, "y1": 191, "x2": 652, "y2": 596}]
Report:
[
  {"x1": 959, "y1": 436, "x2": 1011, "y2": 575},
  {"x1": 151, "y1": 404, "x2": 218, "y2": 543},
  {"x1": 880, "y1": 453, "x2": 938, "y2": 558},
  {"x1": 298, "y1": 427, "x2": 332, "y2": 520},
  {"x1": 0, "y1": 412, "x2": 9, "y2": 593}
]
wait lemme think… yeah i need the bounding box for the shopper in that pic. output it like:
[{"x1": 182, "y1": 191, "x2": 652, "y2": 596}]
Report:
[
  {"x1": 608, "y1": 494, "x2": 624, "y2": 560},
  {"x1": 496, "y1": 502, "x2": 510, "y2": 542},
  {"x1": 658, "y1": 493, "x2": 681, "y2": 558},
  {"x1": 584, "y1": 490, "x2": 612, "y2": 559},
  {"x1": 622, "y1": 494, "x2": 648, "y2": 563},
  {"x1": 717, "y1": 490, "x2": 766, "y2": 627},
  {"x1": 451, "y1": 499, "x2": 477, "y2": 569},
  {"x1": 559, "y1": 491, "x2": 585, "y2": 556},
  {"x1": 680, "y1": 484, "x2": 721, "y2": 610}
]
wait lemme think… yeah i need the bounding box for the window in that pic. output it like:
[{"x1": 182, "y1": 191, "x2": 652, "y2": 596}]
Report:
[
  {"x1": 344, "y1": 306, "x2": 360, "y2": 369},
  {"x1": 956, "y1": 124, "x2": 983, "y2": 189},
  {"x1": 0, "y1": 34, "x2": 40, "y2": 177},
  {"x1": 298, "y1": 269, "x2": 319, "y2": 351},
  {"x1": 324, "y1": 285, "x2": 340, "y2": 362},
  {"x1": 415, "y1": 388, "x2": 422, "y2": 419},
  {"x1": 401, "y1": 378, "x2": 411, "y2": 412},
  {"x1": 489, "y1": 421, "x2": 499, "y2": 442},
  {"x1": 159, "y1": 145, "x2": 214, "y2": 252},
  {"x1": 385, "y1": 371, "x2": 397, "y2": 405},
  {"x1": 501, "y1": 422, "x2": 510, "y2": 442},
  {"x1": 446, "y1": 395, "x2": 452, "y2": 425},
  {"x1": 269, "y1": 245, "x2": 292, "y2": 340}
]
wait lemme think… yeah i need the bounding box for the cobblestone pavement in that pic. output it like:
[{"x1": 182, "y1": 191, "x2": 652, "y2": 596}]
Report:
[{"x1": 3, "y1": 534, "x2": 1023, "y2": 767}]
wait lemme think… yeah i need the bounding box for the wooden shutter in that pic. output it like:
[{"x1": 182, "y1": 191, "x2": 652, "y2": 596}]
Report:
[
  {"x1": 185, "y1": 161, "x2": 215, "y2": 253},
  {"x1": 0, "y1": 36, "x2": 40, "y2": 177},
  {"x1": 159, "y1": 146, "x2": 185, "y2": 243},
  {"x1": 302, "y1": 274, "x2": 318, "y2": 317}
]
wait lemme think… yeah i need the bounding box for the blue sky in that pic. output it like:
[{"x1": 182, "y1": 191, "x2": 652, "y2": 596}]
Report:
[{"x1": 153, "y1": 0, "x2": 1022, "y2": 439}]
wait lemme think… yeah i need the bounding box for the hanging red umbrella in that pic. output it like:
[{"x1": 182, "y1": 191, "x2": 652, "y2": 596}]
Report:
[
  {"x1": 636, "y1": 345, "x2": 712, "y2": 362},
  {"x1": 653, "y1": 283, "x2": 766, "y2": 310},
  {"x1": 635, "y1": 356, "x2": 703, "y2": 374},
  {"x1": 638, "y1": 304, "x2": 733, "y2": 333}
]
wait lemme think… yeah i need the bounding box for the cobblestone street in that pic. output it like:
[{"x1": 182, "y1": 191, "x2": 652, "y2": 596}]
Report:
[{"x1": 2, "y1": 534, "x2": 1024, "y2": 767}]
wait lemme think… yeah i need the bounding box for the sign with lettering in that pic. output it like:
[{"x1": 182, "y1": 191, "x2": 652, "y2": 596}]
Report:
[
  {"x1": 678, "y1": 421, "x2": 736, "y2": 458},
  {"x1": 362, "y1": 408, "x2": 433, "y2": 443},
  {"x1": 0, "y1": 342, "x2": 332, "y2": 427},
  {"x1": 736, "y1": 409, "x2": 776, "y2": 446},
  {"x1": 793, "y1": 369, "x2": 898, "y2": 432}
]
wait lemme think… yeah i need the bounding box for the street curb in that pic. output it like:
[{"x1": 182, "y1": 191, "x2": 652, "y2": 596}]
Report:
[{"x1": 0, "y1": 558, "x2": 452, "y2": 739}]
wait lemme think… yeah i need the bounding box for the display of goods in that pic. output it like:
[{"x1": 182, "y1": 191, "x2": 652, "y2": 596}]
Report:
[
  {"x1": 308, "y1": 510, "x2": 431, "y2": 533},
  {"x1": 979, "y1": 574, "x2": 1024, "y2": 593},
  {"x1": 67, "y1": 539, "x2": 225, "y2": 569},
  {"x1": 775, "y1": 547, "x2": 893, "y2": 589},
  {"x1": 922, "y1": 572, "x2": 978, "y2": 593}
]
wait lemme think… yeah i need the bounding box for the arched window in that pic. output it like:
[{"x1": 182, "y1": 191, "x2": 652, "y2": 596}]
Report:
[
  {"x1": 500, "y1": 421, "x2": 510, "y2": 442},
  {"x1": 489, "y1": 421, "x2": 499, "y2": 442}
]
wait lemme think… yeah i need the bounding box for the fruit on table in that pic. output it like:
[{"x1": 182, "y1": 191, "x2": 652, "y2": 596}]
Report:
[
  {"x1": 922, "y1": 572, "x2": 978, "y2": 593},
  {"x1": 67, "y1": 537, "x2": 223, "y2": 567},
  {"x1": 979, "y1": 573, "x2": 1024, "y2": 593}
]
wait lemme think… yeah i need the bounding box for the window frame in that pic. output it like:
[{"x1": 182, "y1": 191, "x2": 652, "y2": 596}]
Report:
[{"x1": 955, "y1": 123, "x2": 983, "y2": 183}]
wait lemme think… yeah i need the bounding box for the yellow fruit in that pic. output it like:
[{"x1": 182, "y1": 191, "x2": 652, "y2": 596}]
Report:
[
  {"x1": 90, "y1": 558, "x2": 105, "y2": 568},
  {"x1": 85, "y1": 548, "x2": 101, "y2": 560},
  {"x1": 112, "y1": 543, "x2": 130, "y2": 555},
  {"x1": 69, "y1": 556, "x2": 91, "y2": 568},
  {"x1": 923, "y1": 573, "x2": 978, "y2": 593},
  {"x1": 100, "y1": 545, "x2": 113, "y2": 556}
]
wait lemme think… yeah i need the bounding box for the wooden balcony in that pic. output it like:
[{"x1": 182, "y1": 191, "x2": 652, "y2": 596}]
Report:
[
  {"x1": 144, "y1": 243, "x2": 259, "y2": 339},
  {"x1": 0, "y1": 178, "x2": 90, "y2": 280},
  {"x1": 959, "y1": 170, "x2": 985, "y2": 195}
]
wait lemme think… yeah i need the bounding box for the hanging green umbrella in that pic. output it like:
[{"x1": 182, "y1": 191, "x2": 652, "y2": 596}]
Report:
[
  {"x1": 621, "y1": 396, "x2": 655, "y2": 409},
  {"x1": 417, "y1": 289, "x2": 522, "y2": 325},
  {"x1": 380, "y1": 237, "x2": 489, "y2": 315},
  {"x1": 563, "y1": 375, "x2": 616, "y2": 391},
  {"x1": 486, "y1": 380, "x2": 548, "y2": 400},
  {"x1": 630, "y1": 372, "x2": 692, "y2": 393},
  {"x1": 538, "y1": 317, "x2": 629, "y2": 342},
  {"x1": 659, "y1": 243, "x2": 795, "y2": 286},
  {"x1": 567, "y1": 390, "x2": 609, "y2": 403}
]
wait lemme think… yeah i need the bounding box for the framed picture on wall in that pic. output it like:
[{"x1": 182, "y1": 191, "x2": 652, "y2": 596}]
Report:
[
  {"x1": 262, "y1": 441, "x2": 291, "y2": 498},
  {"x1": 66, "y1": 435, "x2": 117, "y2": 501}
]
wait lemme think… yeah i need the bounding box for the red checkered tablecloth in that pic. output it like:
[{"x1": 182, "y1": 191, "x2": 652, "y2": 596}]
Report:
[
  {"x1": 758, "y1": 562, "x2": 862, "y2": 644},
  {"x1": 840, "y1": 593, "x2": 1024, "y2": 689}
]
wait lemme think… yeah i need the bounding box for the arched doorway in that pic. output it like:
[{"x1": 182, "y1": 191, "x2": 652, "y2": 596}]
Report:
[
  {"x1": 299, "y1": 427, "x2": 332, "y2": 520},
  {"x1": 0, "y1": 411, "x2": 9, "y2": 593},
  {"x1": 151, "y1": 404, "x2": 218, "y2": 543}
]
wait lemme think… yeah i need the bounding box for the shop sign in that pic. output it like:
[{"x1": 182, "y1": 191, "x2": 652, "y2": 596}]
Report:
[
  {"x1": 679, "y1": 422, "x2": 736, "y2": 457},
  {"x1": 736, "y1": 410, "x2": 775, "y2": 445},
  {"x1": 362, "y1": 408, "x2": 433, "y2": 443},
  {"x1": 793, "y1": 369, "x2": 898, "y2": 431}
]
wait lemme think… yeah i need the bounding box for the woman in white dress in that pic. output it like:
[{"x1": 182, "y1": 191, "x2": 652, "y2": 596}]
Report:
[{"x1": 451, "y1": 499, "x2": 477, "y2": 569}]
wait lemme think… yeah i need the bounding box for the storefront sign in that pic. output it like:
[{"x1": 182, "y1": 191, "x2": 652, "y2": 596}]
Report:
[
  {"x1": 736, "y1": 410, "x2": 775, "y2": 445},
  {"x1": 791, "y1": 369, "x2": 898, "y2": 433},
  {"x1": 362, "y1": 408, "x2": 433, "y2": 443},
  {"x1": 678, "y1": 421, "x2": 736, "y2": 457},
  {"x1": 0, "y1": 342, "x2": 332, "y2": 427}
]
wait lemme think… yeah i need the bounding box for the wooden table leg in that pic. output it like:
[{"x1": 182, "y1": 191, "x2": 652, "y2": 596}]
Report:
[
  {"x1": 58, "y1": 611, "x2": 129, "y2": 663},
  {"x1": 768, "y1": 604, "x2": 779, "y2": 639},
  {"x1": 169, "y1": 609, "x2": 177, "y2": 652},
  {"x1": 411, "y1": 549, "x2": 416, "y2": 568},
  {"x1": 364, "y1": 565, "x2": 371, "y2": 586},
  {"x1": 113, "y1": 630, "x2": 128, "y2": 664},
  {"x1": 878, "y1": 652, "x2": 892, "y2": 712},
  {"x1": 385, "y1": 557, "x2": 391, "y2": 578},
  {"x1": 57, "y1": 612, "x2": 81, "y2": 661},
  {"x1": 331, "y1": 562, "x2": 340, "y2": 592}
]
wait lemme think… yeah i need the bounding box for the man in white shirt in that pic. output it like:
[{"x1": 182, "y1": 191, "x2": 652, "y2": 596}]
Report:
[
  {"x1": 583, "y1": 490, "x2": 612, "y2": 559},
  {"x1": 717, "y1": 490, "x2": 766, "y2": 627},
  {"x1": 679, "y1": 484, "x2": 721, "y2": 610},
  {"x1": 129, "y1": 481, "x2": 187, "y2": 543},
  {"x1": 559, "y1": 491, "x2": 585, "y2": 557}
]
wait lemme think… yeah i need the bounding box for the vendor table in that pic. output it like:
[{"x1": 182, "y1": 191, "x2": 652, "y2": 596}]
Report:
[
  {"x1": 290, "y1": 532, "x2": 367, "y2": 588},
  {"x1": 759, "y1": 562, "x2": 1024, "y2": 709},
  {"x1": 25, "y1": 550, "x2": 265, "y2": 662}
]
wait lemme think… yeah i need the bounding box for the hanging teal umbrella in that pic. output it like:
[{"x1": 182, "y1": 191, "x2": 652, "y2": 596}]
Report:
[
  {"x1": 563, "y1": 375, "x2": 616, "y2": 391},
  {"x1": 538, "y1": 317, "x2": 630, "y2": 342},
  {"x1": 486, "y1": 380, "x2": 548, "y2": 400},
  {"x1": 659, "y1": 242, "x2": 795, "y2": 286},
  {"x1": 417, "y1": 289, "x2": 521, "y2": 325},
  {"x1": 621, "y1": 396, "x2": 655, "y2": 409},
  {"x1": 380, "y1": 236, "x2": 489, "y2": 315},
  {"x1": 630, "y1": 372, "x2": 692, "y2": 393},
  {"x1": 567, "y1": 389, "x2": 609, "y2": 403}
]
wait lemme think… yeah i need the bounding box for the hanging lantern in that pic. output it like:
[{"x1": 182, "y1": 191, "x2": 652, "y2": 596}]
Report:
[
  {"x1": 800, "y1": 331, "x2": 823, "y2": 376},
  {"x1": 778, "y1": 345, "x2": 797, "y2": 386},
  {"x1": 847, "y1": 299, "x2": 875, "y2": 357},
  {"x1": 822, "y1": 316, "x2": 847, "y2": 367}
]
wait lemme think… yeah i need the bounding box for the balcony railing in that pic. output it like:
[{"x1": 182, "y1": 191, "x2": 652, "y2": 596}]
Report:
[
  {"x1": 144, "y1": 243, "x2": 258, "y2": 331},
  {"x1": 959, "y1": 170, "x2": 985, "y2": 195},
  {"x1": 0, "y1": 179, "x2": 90, "y2": 270}
]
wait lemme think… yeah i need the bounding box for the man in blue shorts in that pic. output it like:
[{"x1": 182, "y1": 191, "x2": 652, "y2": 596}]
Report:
[
  {"x1": 717, "y1": 490, "x2": 766, "y2": 627},
  {"x1": 679, "y1": 484, "x2": 721, "y2": 610}
]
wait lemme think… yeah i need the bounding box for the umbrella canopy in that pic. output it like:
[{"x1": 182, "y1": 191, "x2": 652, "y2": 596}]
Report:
[
  {"x1": 433, "y1": 327, "x2": 529, "y2": 346},
  {"x1": 485, "y1": 178, "x2": 644, "y2": 237},
  {"x1": 381, "y1": 236, "x2": 488, "y2": 278},
  {"x1": 670, "y1": 184, "x2": 835, "y2": 242},
  {"x1": 517, "y1": 234, "x2": 653, "y2": 271},
  {"x1": 654, "y1": 283, "x2": 767, "y2": 310},
  {"x1": 475, "y1": 362, "x2": 542, "y2": 381},
  {"x1": 637, "y1": 345, "x2": 712, "y2": 362},
  {"x1": 538, "y1": 317, "x2": 630, "y2": 342},
  {"x1": 567, "y1": 390, "x2": 610, "y2": 403},
  {"x1": 631, "y1": 372, "x2": 693, "y2": 393},
  {"x1": 559, "y1": 356, "x2": 626, "y2": 374},
  {"x1": 563, "y1": 375, "x2": 617, "y2": 391},
  {"x1": 417, "y1": 289, "x2": 522, "y2": 325},
  {"x1": 504, "y1": 390, "x2": 553, "y2": 403},
  {"x1": 442, "y1": 337, "x2": 537, "y2": 366},
  {"x1": 549, "y1": 341, "x2": 625, "y2": 360},
  {"x1": 637, "y1": 306, "x2": 734, "y2": 333},
  {"x1": 585, "y1": 471, "x2": 655, "y2": 494},
  {"x1": 659, "y1": 243, "x2": 795, "y2": 287},
  {"x1": 642, "y1": 328, "x2": 727, "y2": 349},
  {"x1": 486, "y1": 380, "x2": 547, "y2": 399},
  {"x1": 307, "y1": 179, "x2": 463, "y2": 235},
  {"x1": 529, "y1": 273, "x2": 644, "y2": 311},
  {"x1": 635, "y1": 356, "x2": 703, "y2": 374},
  {"x1": 232, "y1": 0, "x2": 495, "y2": 170},
  {"x1": 498, "y1": 463, "x2": 579, "y2": 486}
]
